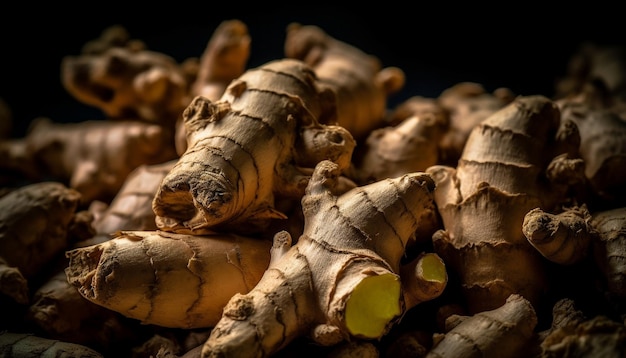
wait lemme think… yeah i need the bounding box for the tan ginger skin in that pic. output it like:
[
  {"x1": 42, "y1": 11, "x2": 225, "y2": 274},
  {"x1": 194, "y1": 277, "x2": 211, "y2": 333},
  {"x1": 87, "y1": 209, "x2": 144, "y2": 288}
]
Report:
[
  {"x1": 176, "y1": 19, "x2": 252, "y2": 155},
  {"x1": 65, "y1": 230, "x2": 272, "y2": 329},
  {"x1": 89, "y1": 160, "x2": 177, "y2": 235},
  {"x1": 200, "y1": 160, "x2": 446, "y2": 358},
  {"x1": 190, "y1": 19, "x2": 251, "y2": 102},
  {"x1": 284, "y1": 23, "x2": 406, "y2": 142},
  {"x1": 0, "y1": 118, "x2": 178, "y2": 205},
  {"x1": 522, "y1": 205, "x2": 593, "y2": 265},
  {"x1": 61, "y1": 40, "x2": 189, "y2": 127},
  {"x1": 356, "y1": 96, "x2": 450, "y2": 183},
  {"x1": 426, "y1": 95, "x2": 586, "y2": 314},
  {"x1": 426, "y1": 294, "x2": 538, "y2": 358},
  {"x1": 556, "y1": 84, "x2": 626, "y2": 206},
  {"x1": 152, "y1": 59, "x2": 356, "y2": 236},
  {"x1": 436, "y1": 82, "x2": 515, "y2": 166}
]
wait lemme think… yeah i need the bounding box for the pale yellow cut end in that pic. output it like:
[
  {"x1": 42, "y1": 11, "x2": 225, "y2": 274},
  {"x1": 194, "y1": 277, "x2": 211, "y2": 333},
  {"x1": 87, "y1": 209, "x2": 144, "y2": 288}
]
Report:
[
  {"x1": 420, "y1": 253, "x2": 447, "y2": 282},
  {"x1": 345, "y1": 273, "x2": 401, "y2": 338}
]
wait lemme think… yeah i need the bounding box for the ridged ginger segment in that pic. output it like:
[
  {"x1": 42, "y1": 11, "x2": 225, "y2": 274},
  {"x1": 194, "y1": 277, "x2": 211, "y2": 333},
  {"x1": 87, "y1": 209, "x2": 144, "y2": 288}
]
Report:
[
  {"x1": 284, "y1": 23, "x2": 405, "y2": 142},
  {"x1": 426, "y1": 95, "x2": 585, "y2": 313},
  {"x1": 426, "y1": 294, "x2": 538, "y2": 358},
  {"x1": 65, "y1": 231, "x2": 272, "y2": 329},
  {"x1": 201, "y1": 160, "x2": 440, "y2": 358},
  {"x1": 153, "y1": 59, "x2": 356, "y2": 235}
]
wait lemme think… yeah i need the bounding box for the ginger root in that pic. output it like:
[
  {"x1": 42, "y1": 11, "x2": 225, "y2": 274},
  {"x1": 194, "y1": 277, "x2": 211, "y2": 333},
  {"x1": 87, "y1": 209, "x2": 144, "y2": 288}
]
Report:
[
  {"x1": 0, "y1": 118, "x2": 178, "y2": 204},
  {"x1": 200, "y1": 160, "x2": 442, "y2": 357},
  {"x1": 26, "y1": 270, "x2": 142, "y2": 351},
  {"x1": 89, "y1": 160, "x2": 177, "y2": 235},
  {"x1": 190, "y1": 19, "x2": 251, "y2": 102},
  {"x1": 426, "y1": 294, "x2": 538, "y2": 358},
  {"x1": 61, "y1": 37, "x2": 189, "y2": 126},
  {"x1": 65, "y1": 230, "x2": 272, "y2": 329},
  {"x1": 284, "y1": 23, "x2": 405, "y2": 142},
  {"x1": 152, "y1": 59, "x2": 356, "y2": 235},
  {"x1": 590, "y1": 206, "x2": 626, "y2": 315},
  {"x1": 540, "y1": 315, "x2": 626, "y2": 358},
  {"x1": 0, "y1": 182, "x2": 82, "y2": 279},
  {"x1": 176, "y1": 19, "x2": 251, "y2": 155},
  {"x1": 556, "y1": 84, "x2": 626, "y2": 206},
  {"x1": 522, "y1": 205, "x2": 593, "y2": 265},
  {"x1": 0, "y1": 332, "x2": 104, "y2": 358},
  {"x1": 426, "y1": 95, "x2": 586, "y2": 313},
  {"x1": 355, "y1": 96, "x2": 449, "y2": 183}
]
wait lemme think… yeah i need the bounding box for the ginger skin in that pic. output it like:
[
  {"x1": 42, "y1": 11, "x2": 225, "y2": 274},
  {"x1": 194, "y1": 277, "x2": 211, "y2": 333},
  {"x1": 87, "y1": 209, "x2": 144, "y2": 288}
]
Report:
[
  {"x1": 436, "y1": 82, "x2": 515, "y2": 166},
  {"x1": 65, "y1": 230, "x2": 272, "y2": 329},
  {"x1": 176, "y1": 19, "x2": 251, "y2": 155},
  {"x1": 0, "y1": 118, "x2": 178, "y2": 205},
  {"x1": 522, "y1": 205, "x2": 593, "y2": 265},
  {"x1": 152, "y1": 59, "x2": 356, "y2": 235},
  {"x1": 356, "y1": 96, "x2": 449, "y2": 183},
  {"x1": 27, "y1": 270, "x2": 141, "y2": 351},
  {"x1": 89, "y1": 160, "x2": 177, "y2": 235},
  {"x1": 426, "y1": 95, "x2": 585, "y2": 313},
  {"x1": 284, "y1": 23, "x2": 405, "y2": 142},
  {"x1": 201, "y1": 160, "x2": 442, "y2": 358},
  {"x1": 425, "y1": 294, "x2": 538, "y2": 358},
  {"x1": 190, "y1": 19, "x2": 251, "y2": 102},
  {"x1": 61, "y1": 40, "x2": 189, "y2": 127},
  {"x1": 556, "y1": 83, "x2": 626, "y2": 207}
]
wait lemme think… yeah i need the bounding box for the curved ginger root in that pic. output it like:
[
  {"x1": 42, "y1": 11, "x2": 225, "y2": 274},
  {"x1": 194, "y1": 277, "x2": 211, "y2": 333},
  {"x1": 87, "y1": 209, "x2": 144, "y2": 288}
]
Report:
[
  {"x1": 284, "y1": 23, "x2": 405, "y2": 142},
  {"x1": 89, "y1": 160, "x2": 177, "y2": 235},
  {"x1": 65, "y1": 230, "x2": 272, "y2": 329},
  {"x1": 153, "y1": 59, "x2": 356, "y2": 235},
  {"x1": 61, "y1": 40, "x2": 189, "y2": 126},
  {"x1": 426, "y1": 95, "x2": 586, "y2": 313},
  {"x1": 356, "y1": 96, "x2": 449, "y2": 183},
  {"x1": 522, "y1": 205, "x2": 593, "y2": 265},
  {"x1": 557, "y1": 87, "x2": 626, "y2": 206},
  {"x1": 201, "y1": 160, "x2": 442, "y2": 358},
  {"x1": 436, "y1": 82, "x2": 515, "y2": 166}
]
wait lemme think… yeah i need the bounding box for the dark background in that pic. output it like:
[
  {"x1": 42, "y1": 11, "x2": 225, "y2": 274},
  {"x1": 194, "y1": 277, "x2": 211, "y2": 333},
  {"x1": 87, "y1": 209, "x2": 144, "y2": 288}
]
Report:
[{"x1": 1, "y1": 4, "x2": 624, "y2": 137}]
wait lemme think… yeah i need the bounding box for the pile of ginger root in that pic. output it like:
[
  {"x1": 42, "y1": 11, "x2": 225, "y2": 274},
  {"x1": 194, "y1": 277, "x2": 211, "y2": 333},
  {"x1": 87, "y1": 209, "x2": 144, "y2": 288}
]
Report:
[{"x1": 1, "y1": 19, "x2": 626, "y2": 358}]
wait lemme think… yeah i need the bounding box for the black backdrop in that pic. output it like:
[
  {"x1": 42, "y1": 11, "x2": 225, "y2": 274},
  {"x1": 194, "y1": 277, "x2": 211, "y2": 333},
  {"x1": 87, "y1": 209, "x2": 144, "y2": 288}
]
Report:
[{"x1": 1, "y1": 4, "x2": 623, "y2": 137}]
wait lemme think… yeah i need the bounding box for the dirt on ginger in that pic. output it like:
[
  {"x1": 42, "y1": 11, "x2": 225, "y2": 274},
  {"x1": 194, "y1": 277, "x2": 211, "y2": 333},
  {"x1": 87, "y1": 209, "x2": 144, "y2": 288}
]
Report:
[{"x1": 200, "y1": 160, "x2": 445, "y2": 358}]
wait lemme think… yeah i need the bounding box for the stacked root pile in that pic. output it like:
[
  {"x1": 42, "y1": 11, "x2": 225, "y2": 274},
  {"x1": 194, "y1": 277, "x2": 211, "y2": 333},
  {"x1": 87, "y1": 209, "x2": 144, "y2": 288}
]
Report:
[{"x1": 0, "y1": 21, "x2": 625, "y2": 358}]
